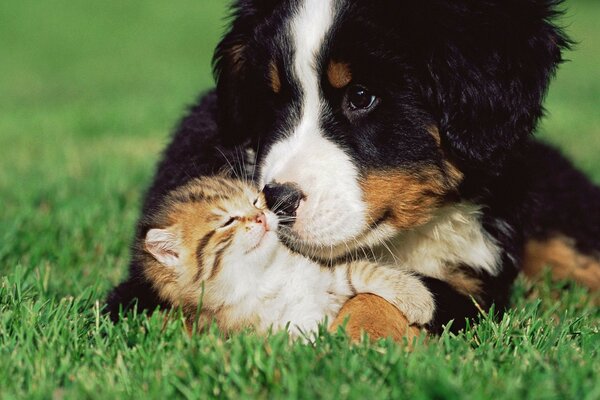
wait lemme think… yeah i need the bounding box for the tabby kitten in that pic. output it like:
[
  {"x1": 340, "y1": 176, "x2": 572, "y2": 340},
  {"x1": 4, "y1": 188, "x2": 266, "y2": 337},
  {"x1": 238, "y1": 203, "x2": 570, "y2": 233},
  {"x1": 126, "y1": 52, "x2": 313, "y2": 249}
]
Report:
[{"x1": 138, "y1": 176, "x2": 434, "y2": 338}]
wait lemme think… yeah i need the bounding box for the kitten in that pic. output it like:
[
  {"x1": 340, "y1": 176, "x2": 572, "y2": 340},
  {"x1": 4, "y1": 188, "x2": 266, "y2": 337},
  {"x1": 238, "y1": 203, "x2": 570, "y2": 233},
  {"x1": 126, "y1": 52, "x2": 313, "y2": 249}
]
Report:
[{"x1": 137, "y1": 176, "x2": 434, "y2": 338}]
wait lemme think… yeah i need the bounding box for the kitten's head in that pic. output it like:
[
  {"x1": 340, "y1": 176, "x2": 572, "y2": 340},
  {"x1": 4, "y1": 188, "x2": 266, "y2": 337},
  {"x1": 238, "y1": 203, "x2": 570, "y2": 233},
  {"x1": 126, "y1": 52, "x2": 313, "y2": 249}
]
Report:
[{"x1": 141, "y1": 177, "x2": 280, "y2": 306}]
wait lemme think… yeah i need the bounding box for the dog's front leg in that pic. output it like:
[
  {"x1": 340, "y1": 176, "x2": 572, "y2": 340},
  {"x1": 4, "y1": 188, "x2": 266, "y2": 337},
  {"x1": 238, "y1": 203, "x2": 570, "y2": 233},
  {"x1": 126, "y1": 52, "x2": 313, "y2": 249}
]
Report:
[{"x1": 329, "y1": 293, "x2": 424, "y2": 344}]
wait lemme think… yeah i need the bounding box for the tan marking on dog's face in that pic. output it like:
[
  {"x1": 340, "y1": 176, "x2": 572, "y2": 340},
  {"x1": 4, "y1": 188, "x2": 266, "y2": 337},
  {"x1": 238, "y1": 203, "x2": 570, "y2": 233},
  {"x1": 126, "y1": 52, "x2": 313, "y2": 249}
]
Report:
[
  {"x1": 523, "y1": 236, "x2": 600, "y2": 291},
  {"x1": 269, "y1": 60, "x2": 281, "y2": 93},
  {"x1": 429, "y1": 125, "x2": 442, "y2": 146},
  {"x1": 327, "y1": 60, "x2": 352, "y2": 89},
  {"x1": 444, "y1": 161, "x2": 464, "y2": 188},
  {"x1": 428, "y1": 125, "x2": 464, "y2": 187},
  {"x1": 360, "y1": 169, "x2": 451, "y2": 230},
  {"x1": 227, "y1": 44, "x2": 247, "y2": 74}
]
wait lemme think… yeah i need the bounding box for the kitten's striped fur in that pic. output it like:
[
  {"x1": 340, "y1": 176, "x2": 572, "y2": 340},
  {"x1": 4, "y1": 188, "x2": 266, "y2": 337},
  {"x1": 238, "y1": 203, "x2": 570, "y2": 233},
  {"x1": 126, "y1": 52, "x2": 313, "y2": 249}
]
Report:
[{"x1": 138, "y1": 176, "x2": 434, "y2": 338}]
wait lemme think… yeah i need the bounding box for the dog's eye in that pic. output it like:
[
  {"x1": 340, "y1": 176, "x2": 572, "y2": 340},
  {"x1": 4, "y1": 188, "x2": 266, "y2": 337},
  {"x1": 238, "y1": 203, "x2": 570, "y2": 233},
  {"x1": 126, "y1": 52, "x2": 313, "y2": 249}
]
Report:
[{"x1": 346, "y1": 85, "x2": 378, "y2": 111}]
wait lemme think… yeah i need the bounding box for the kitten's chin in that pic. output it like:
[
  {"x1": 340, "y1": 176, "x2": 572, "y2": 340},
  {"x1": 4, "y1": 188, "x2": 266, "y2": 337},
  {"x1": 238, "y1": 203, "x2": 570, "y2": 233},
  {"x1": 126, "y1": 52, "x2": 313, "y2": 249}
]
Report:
[{"x1": 246, "y1": 231, "x2": 279, "y2": 260}]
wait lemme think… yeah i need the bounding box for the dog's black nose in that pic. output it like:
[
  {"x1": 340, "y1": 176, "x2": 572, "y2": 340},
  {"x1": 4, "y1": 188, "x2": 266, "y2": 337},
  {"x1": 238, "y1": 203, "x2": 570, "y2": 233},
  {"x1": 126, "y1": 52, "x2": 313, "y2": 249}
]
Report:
[{"x1": 262, "y1": 182, "x2": 305, "y2": 218}]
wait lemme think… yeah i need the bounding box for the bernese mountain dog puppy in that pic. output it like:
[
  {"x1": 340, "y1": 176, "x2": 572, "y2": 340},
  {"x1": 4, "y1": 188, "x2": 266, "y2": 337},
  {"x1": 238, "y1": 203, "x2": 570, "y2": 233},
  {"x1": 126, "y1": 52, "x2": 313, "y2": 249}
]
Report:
[{"x1": 106, "y1": 0, "x2": 600, "y2": 336}]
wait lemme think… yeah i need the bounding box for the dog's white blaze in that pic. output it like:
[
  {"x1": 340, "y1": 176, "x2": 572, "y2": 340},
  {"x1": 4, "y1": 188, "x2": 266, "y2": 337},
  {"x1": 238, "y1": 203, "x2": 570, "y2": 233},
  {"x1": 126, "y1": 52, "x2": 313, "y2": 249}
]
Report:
[
  {"x1": 291, "y1": 0, "x2": 331, "y2": 130},
  {"x1": 260, "y1": 0, "x2": 368, "y2": 247}
]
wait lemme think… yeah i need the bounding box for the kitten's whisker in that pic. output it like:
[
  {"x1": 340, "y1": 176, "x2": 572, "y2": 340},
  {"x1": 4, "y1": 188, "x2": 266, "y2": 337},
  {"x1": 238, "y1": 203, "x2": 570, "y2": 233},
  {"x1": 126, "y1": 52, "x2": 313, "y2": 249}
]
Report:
[
  {"x1": 233, "y1": 146, "x2": 243, "y2": 182},
  {"x1": 216, "y1": 147, "x2": 237, "y2": 179},
  {"x1": 365, "y1": 214, "x2": 400, "y2": 265},
  {"x1": 328, "y1": 245, "x2": 334, "y2": 268},
  {"x1": 269, "y1": 191, "x2": 295, "y2": 213},
  {"x1": 377, "y1": 235, "x2": 398, "y2": 264},
  {"x1": 236, "y1": 146, "x2": 249, "y2": 184},
  {"x1": 251, "y1": 140, "x2": 261, "y2": 184},
  {"x1": 269, "y1": 190, "x2": 300, "y2": 216},
  {"x1": 345, "y1": 240, "x2": 356, "y2": 263},
  {"x1": 358, "y1": 241, "x2": 370, "y2": 261}
]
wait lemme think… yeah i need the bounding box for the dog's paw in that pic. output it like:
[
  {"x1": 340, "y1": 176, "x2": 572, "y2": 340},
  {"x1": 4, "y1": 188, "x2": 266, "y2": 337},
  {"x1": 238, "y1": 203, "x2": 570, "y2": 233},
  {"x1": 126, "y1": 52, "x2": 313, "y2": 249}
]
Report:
[{"x1": 329, "y1": 293, "x2": 423, "y2": 343}]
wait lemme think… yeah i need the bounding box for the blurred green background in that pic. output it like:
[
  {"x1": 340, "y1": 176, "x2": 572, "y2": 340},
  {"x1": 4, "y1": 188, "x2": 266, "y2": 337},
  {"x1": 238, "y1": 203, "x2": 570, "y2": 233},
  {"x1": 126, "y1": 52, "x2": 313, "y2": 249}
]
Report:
[{"x1": 1, "y1": 0, "x2": 230, "y2": 294}]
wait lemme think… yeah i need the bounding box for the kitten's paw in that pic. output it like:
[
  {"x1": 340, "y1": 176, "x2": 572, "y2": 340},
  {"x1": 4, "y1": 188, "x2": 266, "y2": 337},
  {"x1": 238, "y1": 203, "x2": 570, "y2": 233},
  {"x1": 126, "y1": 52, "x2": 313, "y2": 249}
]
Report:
[
  {"x1": 400, "y1": 286, "x2": 435, "y2": 326},
  {"x1": 346, "y1": 261, "x2": 435, "y2": 327},
  {"x1": 392, "y1": 276, "x2": 435, "y2": 326}
]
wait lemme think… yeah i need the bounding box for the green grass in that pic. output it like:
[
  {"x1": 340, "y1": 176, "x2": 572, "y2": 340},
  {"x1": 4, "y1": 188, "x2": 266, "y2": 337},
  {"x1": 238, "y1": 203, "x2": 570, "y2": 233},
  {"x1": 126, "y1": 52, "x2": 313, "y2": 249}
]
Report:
[{"x1": 0, "y1": 0, "x2": 598, "y2": 399}]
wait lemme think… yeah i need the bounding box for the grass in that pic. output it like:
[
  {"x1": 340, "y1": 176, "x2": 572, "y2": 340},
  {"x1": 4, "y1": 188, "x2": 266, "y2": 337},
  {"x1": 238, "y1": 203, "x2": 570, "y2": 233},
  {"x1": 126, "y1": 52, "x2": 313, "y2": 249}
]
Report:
[{"x1": 0, "y1": 0, "x2": 598, "y2": 399}]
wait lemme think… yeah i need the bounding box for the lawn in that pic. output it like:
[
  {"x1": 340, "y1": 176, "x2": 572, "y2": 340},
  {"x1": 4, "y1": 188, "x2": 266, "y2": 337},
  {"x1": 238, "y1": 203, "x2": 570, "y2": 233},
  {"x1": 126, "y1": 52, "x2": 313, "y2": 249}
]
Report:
[{"x1": 0, "y1": 0, "x2": 599, "y2": 399}]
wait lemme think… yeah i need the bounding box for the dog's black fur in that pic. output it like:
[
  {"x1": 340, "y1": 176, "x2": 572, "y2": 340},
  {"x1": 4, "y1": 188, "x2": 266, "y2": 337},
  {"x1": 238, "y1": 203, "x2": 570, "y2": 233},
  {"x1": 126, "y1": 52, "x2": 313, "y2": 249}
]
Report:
[{"x1": 106, "y1": 0, "x2": 600, "y2": 333}]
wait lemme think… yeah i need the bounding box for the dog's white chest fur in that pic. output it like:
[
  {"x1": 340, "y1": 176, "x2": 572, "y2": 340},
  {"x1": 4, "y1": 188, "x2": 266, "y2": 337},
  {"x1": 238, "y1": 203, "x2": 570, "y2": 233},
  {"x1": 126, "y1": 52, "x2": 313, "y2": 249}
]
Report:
[{"x1": 376, "y1": 203, "x2": 504, "y2": 279}]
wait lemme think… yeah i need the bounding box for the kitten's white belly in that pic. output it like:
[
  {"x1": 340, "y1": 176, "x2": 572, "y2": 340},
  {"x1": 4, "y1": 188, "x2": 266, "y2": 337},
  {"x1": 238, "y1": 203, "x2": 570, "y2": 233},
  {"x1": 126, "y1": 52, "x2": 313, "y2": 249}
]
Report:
[{"x1": 253, "y1": 255, "x2": 343, "y2": 336}]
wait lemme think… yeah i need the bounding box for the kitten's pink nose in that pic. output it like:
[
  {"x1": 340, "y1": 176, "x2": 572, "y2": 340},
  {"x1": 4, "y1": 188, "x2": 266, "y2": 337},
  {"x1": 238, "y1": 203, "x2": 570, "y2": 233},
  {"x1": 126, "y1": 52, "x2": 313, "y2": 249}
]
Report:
[{"x1": 254, "y1": 212, "x2": 268, "y2": 230}]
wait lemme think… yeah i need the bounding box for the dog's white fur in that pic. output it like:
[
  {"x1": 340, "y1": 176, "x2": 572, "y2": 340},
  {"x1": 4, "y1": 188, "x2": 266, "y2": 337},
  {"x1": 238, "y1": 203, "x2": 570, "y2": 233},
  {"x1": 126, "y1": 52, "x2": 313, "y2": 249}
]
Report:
[
  {"x1": 375, "y1": 203, "x2": 504, "y2": 278},
  {"x1": 260, "y1": 0, "x2": 369, "y2": 249}
]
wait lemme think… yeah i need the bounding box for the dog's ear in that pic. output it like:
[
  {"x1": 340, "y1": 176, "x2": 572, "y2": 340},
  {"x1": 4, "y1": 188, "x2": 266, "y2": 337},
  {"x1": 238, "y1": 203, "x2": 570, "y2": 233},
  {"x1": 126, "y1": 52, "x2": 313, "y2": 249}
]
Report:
[
  {"x1": 213, "y1": 0, "x2": 281, "y2": 146},
  {"x1": 418, "y1": 0, "x2": 570, "y2": 176}
]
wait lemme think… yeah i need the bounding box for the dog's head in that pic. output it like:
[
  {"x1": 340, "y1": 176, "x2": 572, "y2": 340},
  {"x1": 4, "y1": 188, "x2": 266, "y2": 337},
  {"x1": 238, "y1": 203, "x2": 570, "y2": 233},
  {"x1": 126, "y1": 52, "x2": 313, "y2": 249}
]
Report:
[{"x1": 214, "y1": 0, "x2": 569, "y2": 259}]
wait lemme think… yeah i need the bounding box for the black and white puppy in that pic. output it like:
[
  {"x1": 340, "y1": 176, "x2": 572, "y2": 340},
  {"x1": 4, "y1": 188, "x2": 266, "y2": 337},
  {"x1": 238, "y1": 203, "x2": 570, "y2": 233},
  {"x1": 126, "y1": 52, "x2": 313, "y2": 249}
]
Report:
[{"x1": 107, "y1": 0, "x2": 600, "y2": 333}]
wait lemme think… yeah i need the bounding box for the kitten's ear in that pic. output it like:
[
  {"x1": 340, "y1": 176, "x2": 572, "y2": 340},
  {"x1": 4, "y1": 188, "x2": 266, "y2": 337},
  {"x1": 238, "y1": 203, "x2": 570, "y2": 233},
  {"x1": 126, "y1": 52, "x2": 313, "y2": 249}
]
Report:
[{"x1": 145, "y1": 229, "x2": 181, "y2": 269}]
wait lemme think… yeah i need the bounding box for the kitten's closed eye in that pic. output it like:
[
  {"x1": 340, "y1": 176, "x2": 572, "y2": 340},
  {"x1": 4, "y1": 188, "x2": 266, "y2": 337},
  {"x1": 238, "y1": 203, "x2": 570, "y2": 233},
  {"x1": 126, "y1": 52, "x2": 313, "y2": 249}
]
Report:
[{"x1": 221, "y1": 217, "x2": 237, "y2": 228}]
